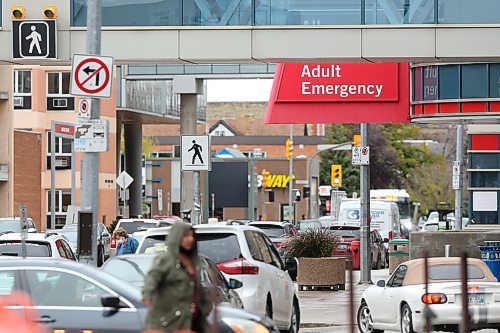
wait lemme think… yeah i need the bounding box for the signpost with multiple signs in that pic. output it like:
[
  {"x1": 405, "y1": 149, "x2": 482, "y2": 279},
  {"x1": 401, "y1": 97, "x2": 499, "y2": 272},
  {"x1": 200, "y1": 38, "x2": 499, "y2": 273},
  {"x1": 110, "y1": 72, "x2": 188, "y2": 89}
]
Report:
[{"x1": 453, "y1": 161, "x2": 461, "y2": 190}]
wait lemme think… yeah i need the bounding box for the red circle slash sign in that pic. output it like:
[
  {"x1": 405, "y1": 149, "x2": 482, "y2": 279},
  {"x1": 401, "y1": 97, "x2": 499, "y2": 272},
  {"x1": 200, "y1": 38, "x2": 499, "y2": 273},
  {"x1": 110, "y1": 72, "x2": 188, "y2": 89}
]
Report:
[{"x1": 74, "y1": 58, "x2": 110, "y2": 95}]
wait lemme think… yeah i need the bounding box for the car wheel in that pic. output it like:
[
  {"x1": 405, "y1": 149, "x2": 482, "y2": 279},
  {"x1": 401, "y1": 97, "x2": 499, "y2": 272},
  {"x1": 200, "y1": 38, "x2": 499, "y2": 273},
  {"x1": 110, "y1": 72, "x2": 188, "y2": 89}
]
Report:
[
  {"x1": 287, "y1": 299, "x2": 300, "y2": 333},
  {"x1": 401, "y1": 304, "x2": 416, "y2": 333},
  {"x1": 357, "y1": 302, "x2": 383, "y2": 333}
]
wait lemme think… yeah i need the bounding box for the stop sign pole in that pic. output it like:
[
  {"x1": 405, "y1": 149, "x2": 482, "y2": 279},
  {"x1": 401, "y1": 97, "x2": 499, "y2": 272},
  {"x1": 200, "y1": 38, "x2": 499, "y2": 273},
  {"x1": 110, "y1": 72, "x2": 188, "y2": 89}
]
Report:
[{"x1": 359, "y1": 123, "x2": 372, "y2": 285}]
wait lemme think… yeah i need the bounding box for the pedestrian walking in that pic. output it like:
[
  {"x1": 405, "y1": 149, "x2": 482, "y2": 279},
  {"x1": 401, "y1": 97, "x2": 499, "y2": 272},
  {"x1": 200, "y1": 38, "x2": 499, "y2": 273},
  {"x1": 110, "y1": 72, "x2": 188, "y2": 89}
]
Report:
[
  {"x1": 113, "y1": 227, "x2": 139, "y2": 255},
  {"x1": 142, "y1": 222, "x2": 212, "y2": 333}
]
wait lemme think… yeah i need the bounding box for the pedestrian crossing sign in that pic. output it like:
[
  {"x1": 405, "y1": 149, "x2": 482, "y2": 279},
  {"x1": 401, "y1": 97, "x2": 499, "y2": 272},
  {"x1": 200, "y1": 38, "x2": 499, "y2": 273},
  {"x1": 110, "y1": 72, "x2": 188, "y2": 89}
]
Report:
[{"x1": 181, "y1": 135, "x2": 211, "y2": 171}]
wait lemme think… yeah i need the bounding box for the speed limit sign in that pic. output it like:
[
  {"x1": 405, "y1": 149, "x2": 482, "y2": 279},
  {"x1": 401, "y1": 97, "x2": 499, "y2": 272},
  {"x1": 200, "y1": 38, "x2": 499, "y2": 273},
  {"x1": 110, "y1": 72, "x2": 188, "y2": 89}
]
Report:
[{"x1": 77, "y1": 98, "x2": 92, "y2": 119}]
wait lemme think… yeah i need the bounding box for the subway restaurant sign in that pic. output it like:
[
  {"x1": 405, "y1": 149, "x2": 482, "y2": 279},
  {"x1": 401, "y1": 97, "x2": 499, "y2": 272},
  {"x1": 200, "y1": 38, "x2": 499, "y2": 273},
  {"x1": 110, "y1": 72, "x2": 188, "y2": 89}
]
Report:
[{"x1": 257, "y1": 174, "x2": 296, "y2": 188}]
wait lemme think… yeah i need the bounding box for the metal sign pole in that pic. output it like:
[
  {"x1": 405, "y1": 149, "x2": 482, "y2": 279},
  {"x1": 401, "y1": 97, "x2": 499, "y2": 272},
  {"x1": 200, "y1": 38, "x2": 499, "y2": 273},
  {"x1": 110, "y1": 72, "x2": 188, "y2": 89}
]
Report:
[
  {"x1": 71, "y1": 140, "x2": 76, "y2": 206},
  {"x1": 80, "y1": 0, "x2": 102, "y2": 266},
  {"x1": 193, "y1": 170, "x2": 201, "y2": 225},
  {"x1": 359, "y1": 123, "x2": 372, "y2": 284},
  {"x1": 19, "y1": 204, "x2": 27, "y2": 259},
  {"x1": 455, "y1": 124, "x2": 464, "y2": 230},
  {"x1": 50, "y1": 121, "x2": 56, "y2": 230},
  {"x1": 288, "y1": 125, "x2": 294, "y2": 224}
]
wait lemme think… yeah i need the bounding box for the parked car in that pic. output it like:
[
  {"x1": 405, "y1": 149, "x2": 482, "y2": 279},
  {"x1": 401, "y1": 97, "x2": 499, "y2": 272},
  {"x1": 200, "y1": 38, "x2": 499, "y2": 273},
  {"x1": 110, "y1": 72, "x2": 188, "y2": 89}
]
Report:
[
  {"x1": 0, "y1": 217, "x2": 37, "y2": 234},
  {"x1": 329, "y1": 223, "x2": 387, "y2": 269},
  {"x1": 136, "y1": 225, "x2": 301, "y2": 332},
  {"x1": 358, "y1": 257, "x2": 500, "y2": 333},
  {"x1": 421, "y1": 221, "x2": 440, "y2": 232},
  {"x1": 0, "y1": 233, "x2": 76, "y2": 260},
  {"x1": 248, "y1": 221, "x2": 298, "y2": 256},
  {"x1": 0, "y1": 259, "x2": 275, "y2": 333},
  {"x1": 47, "y1": 223, "x2": 111, "y2": 266},
  {"x1": 296, "y1": 219, "x2": 322, "y2": 232},
  {"x1": 101, "y1": 253, "x2": 244, "y2": 309}
]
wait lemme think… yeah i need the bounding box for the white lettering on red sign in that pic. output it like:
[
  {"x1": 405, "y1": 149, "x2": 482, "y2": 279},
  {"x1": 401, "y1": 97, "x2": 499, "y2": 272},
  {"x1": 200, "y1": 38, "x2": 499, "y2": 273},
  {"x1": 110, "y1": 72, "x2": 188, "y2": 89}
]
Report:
[{"x1": 61, "y1": 127, "x2": 70, "y2": 133}]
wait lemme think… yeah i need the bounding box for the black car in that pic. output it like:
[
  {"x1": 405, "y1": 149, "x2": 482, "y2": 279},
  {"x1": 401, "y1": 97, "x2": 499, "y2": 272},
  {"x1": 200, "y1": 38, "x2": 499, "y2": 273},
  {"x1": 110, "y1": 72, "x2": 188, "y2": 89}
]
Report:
[
  {"x1": 0, "y1": 259, "x2": 277, "y2": 333},
  {"x1": 101, "y1": 253, "x2": 245, "y2": 308}
]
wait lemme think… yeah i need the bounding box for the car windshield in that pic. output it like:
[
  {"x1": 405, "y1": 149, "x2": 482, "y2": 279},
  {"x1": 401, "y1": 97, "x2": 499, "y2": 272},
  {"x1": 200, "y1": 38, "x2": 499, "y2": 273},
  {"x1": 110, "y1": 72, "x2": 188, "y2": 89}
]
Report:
[
  {"x1": 0, "y1": 220, "x2": 22, "y2": 233},
  {"x1": 298, "y1": 221, "x2": 322, "y2": 231},
  {"x1": 102, "y1": 256, "x2": 155, "y2": 285},
  {"x1": 252, "y1": 225, "x2": 285, "y2": 238},
  {"x1": 119, "y1": 221, "x2": 157, "y2": 233},
  {"x1": 0, "y1": 242, "x2": 51, "y2": 257},
  {"x1": 329, "y1": 227, "x2": 360, "y2": 238},
  {"x1": 196, "y1": 233, "x2": 242, "y2": 264},
  {"x1": 138, "y1": 235, "x2": 168, "y2": 254},
  {"x1": 424, "y1": 224, "x2": 439, "y2": 232},
  {"x1": 429, "y1": 264, "x2": 485, "y2": 280}
]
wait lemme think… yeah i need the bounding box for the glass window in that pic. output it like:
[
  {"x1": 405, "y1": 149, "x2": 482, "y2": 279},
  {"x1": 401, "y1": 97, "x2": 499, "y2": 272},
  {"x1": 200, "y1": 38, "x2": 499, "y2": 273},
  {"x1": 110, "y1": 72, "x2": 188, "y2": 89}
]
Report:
[
  {"x1": 101, "y1": 256, "x2": 155, "y2": 285},
  {"x1": 471, "y1": 211, "x2": 498, "y2": 225},
  {"x1": 470, "y1": 172, "x2": 500, "y2": 188},
  {"x1": 388, "y1": 265, "x2": 407, "y2": 287},
  {"x1": 461, "y1": 64, "x2": 488, "y2": 99},
  {"x1": 62, "y1": 192, "x2": 71, "y2": 212},
  {"x1": 329, "y1": 226, "x2": 361, "y2": 238},
  {"x1": 412, "y1": 67, "x2": 423, "y2": 101},
  {"x1": 262, "y1": 234, "x2": 283, "y2": 270},
  {"x1": 470, "y1": 154, "x2": 500, "y2": 169},
  {"x1": 47, "y1": 73, "x2": 59, "y2": 94},
  {"x1": 0, "y1": 242, "x2": 51, "y2": 257},
  {"x1": 429, "y1": 264, "x2": 485, "y2": 280},
  {"x1": 422, "y1": 65, "x2": 439, "y2": 100},
  {"x1": 245, "y1": 231, "x2": 264, "y2": 262},
  {"x1": 138, "y1": 235, "x2": 168, "y2": 254},
  {"x1": 489, "y1": 64, "x2": 500, "y2": 98},
  {"x1": 0, "y1": 271, "x2": 16, "y2": 296},
  {"x1": 61, "y1": 241, "x2": 76, "y2": 260},
  {"x1": 14, "y1": 70, "x2": 32, "y2": 94},
  {"x1": 439, "y1": 65, "x2": 460, "y2": 99},
  {"x1": 62, "y1": 73, "x2": 71, "y2": 94},
  {"x1": 25, "y1": 270, "x2": 108, "y2": 307},
  {"x1": 365, "y1": 0, "x2": 434, "y2": 24},
  {"x1": 251, "y1": 225, "x2": 286, "y2": 238},
  {"x1": 438, "y1": 0, "x2": 500, "y2": 24},
  {"x1": 253, "y1": 232, "x2": 273, "y2": 265},
  {"x1": 196, "y1": 233, "x2": 242, "y2": 264}
]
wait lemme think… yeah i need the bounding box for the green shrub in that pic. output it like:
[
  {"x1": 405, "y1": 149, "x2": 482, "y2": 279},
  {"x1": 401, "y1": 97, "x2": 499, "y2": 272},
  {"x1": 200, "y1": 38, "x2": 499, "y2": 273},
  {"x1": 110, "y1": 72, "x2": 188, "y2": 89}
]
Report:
[{"x1": 285, "y1": 229, "x2": 341, "y2": 258}]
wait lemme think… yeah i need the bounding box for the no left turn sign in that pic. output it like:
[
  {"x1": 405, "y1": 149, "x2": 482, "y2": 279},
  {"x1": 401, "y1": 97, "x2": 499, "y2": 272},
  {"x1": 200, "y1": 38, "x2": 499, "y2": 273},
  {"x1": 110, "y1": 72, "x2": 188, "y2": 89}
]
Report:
[{"x1": 70, "y1": 54, "x2": 114, "y2": 98}]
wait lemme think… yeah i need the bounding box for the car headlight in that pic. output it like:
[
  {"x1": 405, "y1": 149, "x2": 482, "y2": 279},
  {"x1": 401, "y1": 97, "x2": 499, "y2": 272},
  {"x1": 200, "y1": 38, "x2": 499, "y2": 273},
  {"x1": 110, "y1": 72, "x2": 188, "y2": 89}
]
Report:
[{"x1": 221, "y1": 317, "x2": 270, "y2": 333}]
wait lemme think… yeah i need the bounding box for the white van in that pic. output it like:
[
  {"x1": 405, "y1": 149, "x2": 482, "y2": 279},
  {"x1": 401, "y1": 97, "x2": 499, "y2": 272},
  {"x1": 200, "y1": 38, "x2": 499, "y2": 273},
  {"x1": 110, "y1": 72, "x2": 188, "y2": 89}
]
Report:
[{"x1": 337, "y1": 199, "x2": 402, "y2": 243}]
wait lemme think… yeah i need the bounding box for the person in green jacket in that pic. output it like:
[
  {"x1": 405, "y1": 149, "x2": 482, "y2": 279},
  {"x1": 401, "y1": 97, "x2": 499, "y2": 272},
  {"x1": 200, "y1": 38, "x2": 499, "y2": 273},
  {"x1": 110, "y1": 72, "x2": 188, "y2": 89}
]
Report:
[{"x1": 143, "y1": 222, "x2": 213, "y2": 333}]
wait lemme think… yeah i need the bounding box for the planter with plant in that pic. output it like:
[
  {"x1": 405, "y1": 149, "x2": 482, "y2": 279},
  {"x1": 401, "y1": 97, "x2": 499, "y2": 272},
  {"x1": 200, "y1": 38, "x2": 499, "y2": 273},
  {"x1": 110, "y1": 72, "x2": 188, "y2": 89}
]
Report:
[{"x1": 285, "y1": 228, "x2": 345, "y2": 289}]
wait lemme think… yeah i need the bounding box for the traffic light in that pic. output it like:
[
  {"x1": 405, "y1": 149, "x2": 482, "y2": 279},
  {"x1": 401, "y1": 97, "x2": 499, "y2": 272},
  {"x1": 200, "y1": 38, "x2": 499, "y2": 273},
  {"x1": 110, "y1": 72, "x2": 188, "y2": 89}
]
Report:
[
  {"x1": 262, "y1": 169, "x2": 270, "y2": 189},
  {"x1": 331, "y1": 164, "x2": 342, "y2": 187},
  {"x1": 11, "y1": 6, "x2": 25, "y2": 19},
  {"x1": 286, "y1": 139, "x2": 294, "y2": 160},
  {"x1": 303, "y1": 186, "x2": 311, "y2": 199},
  {"x1": 268, "y1": 191, "x2": 275, "y2": 203},
  {"x1": 295, "y1": 190, "x2": 301, "y2": 202},
  {"x1": 43, "y1": 5, "x2": 57, "y2": 19},
  {"x1": 354, "y1": 134, "x2": 361, "y2": 147}
]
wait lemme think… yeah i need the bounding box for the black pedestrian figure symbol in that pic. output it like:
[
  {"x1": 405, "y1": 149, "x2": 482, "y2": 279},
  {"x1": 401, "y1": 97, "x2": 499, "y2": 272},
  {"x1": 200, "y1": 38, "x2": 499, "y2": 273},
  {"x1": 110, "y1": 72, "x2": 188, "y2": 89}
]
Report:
[{"x1": 188, "y1": 140, "x2": 204, "y2": 164}]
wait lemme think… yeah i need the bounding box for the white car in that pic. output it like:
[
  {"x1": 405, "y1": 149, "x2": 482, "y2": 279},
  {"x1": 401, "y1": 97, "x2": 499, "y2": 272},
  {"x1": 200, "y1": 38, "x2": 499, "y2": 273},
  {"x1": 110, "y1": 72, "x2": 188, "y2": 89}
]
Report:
[
  {"x1": 0, "y1": 232, "x2": 77, "y2": 260},
  {"x1": 137, "y1": 224, "x2": 300, "y2": 333},
  {"x1": 421, "y1": 221, "x2": 439, "y2": 232},
  {"x1": 358, "y1": 257, "x2": 500, "y2": 333}
]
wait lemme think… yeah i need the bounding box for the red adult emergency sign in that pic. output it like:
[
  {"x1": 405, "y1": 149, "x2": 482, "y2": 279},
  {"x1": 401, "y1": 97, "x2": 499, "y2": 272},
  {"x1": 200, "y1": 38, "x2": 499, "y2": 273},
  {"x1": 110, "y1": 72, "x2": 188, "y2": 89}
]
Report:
[{"x1": 266, "y1": 63, "x2": 410, "y2": 124}]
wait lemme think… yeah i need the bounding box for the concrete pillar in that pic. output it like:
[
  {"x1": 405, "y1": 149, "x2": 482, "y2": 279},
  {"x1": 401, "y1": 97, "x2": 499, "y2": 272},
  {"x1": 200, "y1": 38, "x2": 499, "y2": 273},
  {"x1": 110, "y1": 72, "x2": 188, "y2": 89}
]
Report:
[
  {"x1": 124, "y1": 123, "x2": 142, "y2": 217},
  {"x1": 180, "y1": 94, "x2": 197, "y2": 214}
]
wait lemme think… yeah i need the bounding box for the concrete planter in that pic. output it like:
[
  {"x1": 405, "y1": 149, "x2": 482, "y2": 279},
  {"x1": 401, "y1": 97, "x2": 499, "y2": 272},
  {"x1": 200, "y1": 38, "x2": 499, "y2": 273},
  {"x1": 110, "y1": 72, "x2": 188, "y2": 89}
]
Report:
[{"x1": 297, "y1": 257, "x2": 346, "y2": 290}]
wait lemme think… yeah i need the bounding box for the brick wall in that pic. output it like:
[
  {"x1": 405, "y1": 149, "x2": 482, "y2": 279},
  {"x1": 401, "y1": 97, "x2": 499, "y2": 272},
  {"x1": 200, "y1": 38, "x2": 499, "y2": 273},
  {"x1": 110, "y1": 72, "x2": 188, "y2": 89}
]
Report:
[{"x1": 14, "y1": 131, "x2": 42, "y2": 231}]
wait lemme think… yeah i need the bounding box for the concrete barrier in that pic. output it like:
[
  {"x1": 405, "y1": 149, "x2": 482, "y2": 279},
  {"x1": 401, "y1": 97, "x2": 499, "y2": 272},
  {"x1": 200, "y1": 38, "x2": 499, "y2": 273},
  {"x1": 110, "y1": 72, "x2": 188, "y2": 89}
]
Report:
[{"x1": 410, "y1": 230, "x2": 500, "y2": 259}]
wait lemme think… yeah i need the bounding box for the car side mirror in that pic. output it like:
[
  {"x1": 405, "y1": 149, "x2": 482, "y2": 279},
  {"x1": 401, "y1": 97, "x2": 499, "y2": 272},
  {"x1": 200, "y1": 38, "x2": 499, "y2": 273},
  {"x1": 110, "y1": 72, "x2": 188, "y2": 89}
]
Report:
[
  {"x1": 228, "y1": 278, "x2": 243, "y2": 289},
  {"x1": 284, "y1": 257, "x2": 298, "y2": 281},
  {"x1": 376, "y1": 280, "x2": 386, "y2": 288},
  {"x1": 101, "y1": 295, "x2": 121, "y2": 309}
]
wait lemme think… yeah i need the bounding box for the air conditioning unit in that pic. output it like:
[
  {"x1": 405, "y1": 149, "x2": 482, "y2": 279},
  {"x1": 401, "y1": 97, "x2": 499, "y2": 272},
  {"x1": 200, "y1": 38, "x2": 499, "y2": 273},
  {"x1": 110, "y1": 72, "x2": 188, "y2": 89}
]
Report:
[
  {"x1": 13, "y1": 97, "x2": 23, "y2": 107},
  {"x1": 54, "y1": 158, "x2": 68, "y2": 167},
  {"x1": 53, "y1": 98, "x2": 68, "y2": 108}
]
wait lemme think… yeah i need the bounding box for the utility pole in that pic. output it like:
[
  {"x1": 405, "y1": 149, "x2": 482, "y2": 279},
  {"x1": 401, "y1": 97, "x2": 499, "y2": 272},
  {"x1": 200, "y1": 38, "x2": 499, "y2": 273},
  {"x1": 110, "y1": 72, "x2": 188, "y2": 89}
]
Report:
[
  {"x1": 359, "y1": 123, "x2": 372, "y2": 284},
  {"x1": 288, "y1": 125, "x2": 294, "y2": 223},
  {"x1": 454, "y1": 124, "x2": 464, "y2": 230},
  {"x1": 80, "y1": 0, "x2": 101, "y2": 266}
]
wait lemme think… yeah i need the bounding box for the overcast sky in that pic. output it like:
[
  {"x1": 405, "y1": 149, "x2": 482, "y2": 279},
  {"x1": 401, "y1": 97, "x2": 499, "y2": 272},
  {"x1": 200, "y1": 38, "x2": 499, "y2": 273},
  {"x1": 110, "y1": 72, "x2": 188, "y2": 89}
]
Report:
[{"x1": 207, "y1": 79, "x2": 273, "y2": 102}]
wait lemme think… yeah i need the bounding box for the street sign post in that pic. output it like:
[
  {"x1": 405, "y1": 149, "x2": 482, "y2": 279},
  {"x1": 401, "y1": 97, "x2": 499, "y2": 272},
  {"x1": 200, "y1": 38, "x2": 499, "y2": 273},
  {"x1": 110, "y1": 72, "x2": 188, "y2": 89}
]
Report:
[
  {"x1": 360, "y1": 146, "x2": 370, "y2": 165},
  {"x1": 74, "y1": 120, "x2": 108, "y2": 152},
  {"x1": 77, "y1": 98, "x2": 92, "y2": 119},
  {"x1": 158, "y1": 189, "x2": 163, "y2": 214},
  {"x1": 352, "y1": 147, "x2": 361, "y2": 165},
  {"x1": 19, "y1": 204, "x2": 28, "y2": 259},
  {"x1": 452, "y1": 161, "x2": 460, "y2": 191},
  {"x1": 70, "y1": 54, "x2": 114, "y2": 98},
  {"x1": 12, "y1": 20, "x2": 57, "y2": 59},
  {"x1": 181, "y1": 135, "x2": 211, "y2": 171},
  {"x1": 116, "y1": 171, "x2": 134, "y2": 218}
]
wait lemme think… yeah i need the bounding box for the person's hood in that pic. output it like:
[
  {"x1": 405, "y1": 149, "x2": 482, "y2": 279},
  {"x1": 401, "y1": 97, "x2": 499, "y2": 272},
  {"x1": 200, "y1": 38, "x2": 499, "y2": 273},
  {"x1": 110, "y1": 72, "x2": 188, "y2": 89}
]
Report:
[{"x1": 166, "y1": 222, "x2": 197, "y2": 257}]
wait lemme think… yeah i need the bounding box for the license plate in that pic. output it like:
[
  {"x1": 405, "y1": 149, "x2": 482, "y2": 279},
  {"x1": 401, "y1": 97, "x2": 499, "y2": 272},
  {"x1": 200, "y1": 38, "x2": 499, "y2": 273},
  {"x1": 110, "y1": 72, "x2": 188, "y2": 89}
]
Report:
[{"x1": 468, "y1": 294, "x2": 485, "y2": 305}]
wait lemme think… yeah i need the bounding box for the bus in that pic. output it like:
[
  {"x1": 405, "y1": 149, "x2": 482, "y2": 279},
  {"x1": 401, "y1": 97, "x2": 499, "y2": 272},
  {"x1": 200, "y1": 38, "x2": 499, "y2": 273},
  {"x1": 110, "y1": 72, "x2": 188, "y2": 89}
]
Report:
[{"x1": 370, "y1": 189, "x2": 414, "y2": 238}]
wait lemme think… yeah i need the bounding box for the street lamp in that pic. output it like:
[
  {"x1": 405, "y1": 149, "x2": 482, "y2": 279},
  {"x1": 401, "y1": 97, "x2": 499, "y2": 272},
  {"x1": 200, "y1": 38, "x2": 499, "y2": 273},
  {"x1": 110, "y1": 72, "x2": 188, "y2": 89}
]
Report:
[{"x1": 307, "y1": 141, "x2": 353, "y2": 218}]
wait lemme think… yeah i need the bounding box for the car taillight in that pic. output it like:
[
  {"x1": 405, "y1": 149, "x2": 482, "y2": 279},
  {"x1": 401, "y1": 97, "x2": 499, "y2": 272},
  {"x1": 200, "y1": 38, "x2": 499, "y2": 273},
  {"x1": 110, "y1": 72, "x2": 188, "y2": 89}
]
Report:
[
  {"x1": 421, "y1": 293, "x2": 447, "y2": 304},
  {"x1": 389, "y1": 232, "x2": 393, "y2": 241},
  {"x1": 217, "y1": 259, "x2": 259, "y2": 275},
  {"x1": 111, "y1": 237, "x2": 116, "y2": 249}
]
